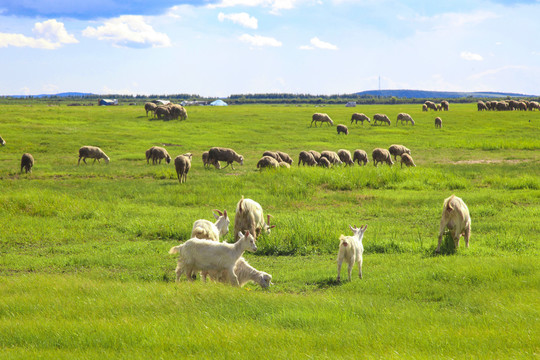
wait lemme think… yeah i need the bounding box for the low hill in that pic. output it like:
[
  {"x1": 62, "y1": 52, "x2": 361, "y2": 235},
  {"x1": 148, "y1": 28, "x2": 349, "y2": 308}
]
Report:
[{"x1": 355, "y1": 89, "x2": 534, "y2": 98}]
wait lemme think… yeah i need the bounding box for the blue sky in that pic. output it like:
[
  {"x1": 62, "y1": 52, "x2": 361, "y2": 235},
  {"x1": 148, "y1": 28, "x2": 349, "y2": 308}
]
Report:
[{"x1": 0, "y1": 0, "x2": 539, "y2": 96}]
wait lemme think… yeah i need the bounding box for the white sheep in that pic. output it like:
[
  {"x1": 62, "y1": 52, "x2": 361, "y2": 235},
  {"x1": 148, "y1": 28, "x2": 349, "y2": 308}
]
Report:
[
  {"x1": 233, "y1": 196, "x2": 275, "y2": 241},
  {"x1": 169, "y1": 230, "x2": 257, "y2": 286},
  {"x1": 436, "y1": 195, "x2": 471, "y2": 253},
  {"x1": 337, "y1": 225, "x2": 367, "y2": 281},
  {"x1": 350, "y1": 113, "x2": 370, "y2": 125},
  {"x1": 78, "y1": 146, "x2": 110, "y2": 165},
  {"x1": 191, "y1": 209, "x2": 230, "y2": 242},
  {"x1": 396, "y1": 113, "x2": 415, "y2": 125}
]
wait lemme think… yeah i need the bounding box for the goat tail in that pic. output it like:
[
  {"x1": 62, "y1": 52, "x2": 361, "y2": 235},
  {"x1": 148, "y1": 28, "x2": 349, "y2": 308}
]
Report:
[
  {"x1": 339, "y1": 234, "x2": 348, "y2": 247},
  {"x1": 168, "y1": 245, "x2": 182, "y2": 255}
]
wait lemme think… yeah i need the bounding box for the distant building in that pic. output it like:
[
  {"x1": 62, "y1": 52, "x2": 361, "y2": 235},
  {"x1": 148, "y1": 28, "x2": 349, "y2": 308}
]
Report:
[
  {"x1": 181, "y1": 100, "x2": 208, "y2": 106},
  {"x1": 346, "y1": 101, "x2": 356, "y2": 107},
  {"x1": 152, "y1": 99, "x2": 170, "y2": 106},
  {"x1": 98, "y1": 99, "x2": 118, "y2": 106},
  {"x1": 210, "y1": 99, "x2": 228, "y2": 106}
]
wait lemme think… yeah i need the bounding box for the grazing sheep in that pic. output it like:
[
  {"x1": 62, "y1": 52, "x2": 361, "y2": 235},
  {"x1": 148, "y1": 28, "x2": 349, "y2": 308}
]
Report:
[
  {"x1": 388, "y1": 144, "x2": 411, "y2": 161},
  {"x1": 337, "y1": 225, "x2": 367, "y2": 281},
  {"x1": 373, "y1": 113, "x2": 391, "y2": 126},
  {"x1": 309, "y1": 150, "x2": 321, "y2": 162},
  {"x1": 422, "y1": 104, "x2": 428, "y2": 112},
  {"x1": 337, "y1": 124, "x2": 349, "y2": 135},
  {"x1": 169, "y1": 230, "x2": 257, "y2": 285},
  {"x1": 477, "y1": 101, "x2": 488, "y2": 111},
  {"x1": 352, "y1": 149, "x2": 368, "y2": 166},
  {"x1": 144, "y1": 102, "x2": 157, "y2": 117},
  {"x1": 234, "y1": 196, "x2": 275, "y2": 241},
  {"x1": 20, "y1": 153, "x2": 34, "y2": 173},
  {"x1": 78, "y1": 146, "x2": 110, "y2": 165},
  {"x1": 169, "y1": 104, "x2": 188, "y2": 120},
  {"x1": 276, "y1": 151, "x2": 293, "y2": 165},
  {"x1": 213, "y1": 257, "x2": 272, "y2": 288},
  {"x1": 257, "y1": 156, "x2": 280, "y2": 169},
  {"x1": 435, "y1": 117, "x2": 443, "y2": 128},
  {"x1": 441, "y1": 100, "x2": 449, "y2": 111},
  {"x1": 208, "y1": 147, "x2": 244, "y2": 170},
  {"x1": 528, "y1": 101, "x2": 539, "y2": 111},
  {"x1": 154, "y1": 106, "x2": 171, "y2": 120},
  {"x1": 321, "y1": 150, "x2": 343, "y2": 165},
  {"x1": 437, "y1": 104, "x2": 442, "y2": 111},
  {"x1": 424, "y1": 101, "x2": 438, "y2": 111},
  {"x1": 310, "y1": 113, "x2": 334, "y2": 127},
  {"x1": 202, "y1": 151, "x2": 221, "y2": 169},
  {"x1": 317, "y1": 157, "x2": 331, "y2": 168},
  {"x1": 0, "y1": 135, "x2": 5, "y2": 146},
  {"x1": 396, "y1": 113, "x2": 415, "y2": 126},
  {"x1": 436, "y1": 195, "x2": 471, "y2": 253},
  {"x1": 372, "y1": 148, "x2": 394, "y2": 167},
  {"x1": 150, "y1": 146, "x2": 171, "y2": 164},
  {"x1": 262, "y1": 151, "x2": 281, "y2": 162},
  {"x1": 337, "y1": 149, "x2": 354, "y2": 166},
  {"x1": 145, "y1": 146, "x2": 156, "y2": 164},
  {"x1": 518, "y1": 102, "x2": 527, "y2": 111},
  {"x1": 278, "y1": 161, "x2": 290, "y2": 168},
  {"x1": 175, "y1": 153, "x2": 192, "y2": 183},
  {"x1": 191, "y1": 209, "x2": 230, "y2": 243},
  {"x1": 298, "y1": 151, "x2": 317, "y2": 166},
  {"x1": 350, "y1": 113, "x2": 370, "y2": 125},
  {"x1": 400, "y1": 153, "x2": 416, "y2": 168},
  {"x1": 496, "y1": 101, "x2": 509, "y2": 111}
]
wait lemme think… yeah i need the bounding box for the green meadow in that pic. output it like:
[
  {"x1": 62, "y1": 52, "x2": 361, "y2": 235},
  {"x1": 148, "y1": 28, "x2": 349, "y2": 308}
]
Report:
[{"x1": 0, "y1": 103, "x2": 539, "y2": 359}]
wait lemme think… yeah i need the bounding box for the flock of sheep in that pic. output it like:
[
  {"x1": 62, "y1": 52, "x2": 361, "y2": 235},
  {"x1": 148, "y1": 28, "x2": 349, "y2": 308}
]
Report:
[
  {"x1": 477, "y1": 99, "x2": 540, "y2": 111},
  {"x1": 144, "y1": 102, "x2": 188, "y2": 121}
]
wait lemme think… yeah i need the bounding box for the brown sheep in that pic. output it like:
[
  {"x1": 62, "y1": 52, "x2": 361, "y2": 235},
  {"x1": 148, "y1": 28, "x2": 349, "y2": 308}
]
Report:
[
  {"x1": 477, "y1": 101, "x2": 488, "y2": 111},
  {"x1": 424, "y1": 101, "x2": 438, "y2": 111},
  {"x1": 352, "y1": 149, "x2": 368, "y2": 166},
  {"x1": 373, "y1": 114, "x2": 391, "y2": 125},
  {"x1": 372, "y1": 148, "x2": 394, "y2": 167},
  {"x1": 276, "y1": 151, "x2": 293, "y2": 165},
  {"x1": 202, "y1": 151, "x2": 221, "y2": 169},
  {"x1": 257, "y1": 156, "x2": 279, "y2": 169},
  {"x1": 350, "y1": 113, "x2": 370, "y2": 125},
  {"x1": 207, "y1": 147, "x2": 244, "y2": 170},
  {"x1": 310, "y1": 113, "x2": 334, "y2": 127},
  {"x1": 317, "y1": 157, "x2": 331, "y2": 168},
  {"x1": 78, "y1": 146, "x2": 110, "y2": 165},
  {"x1": 337, "y1": 124, "x2": 349, "y2": 135},
  {"x1": 175, "y1": 153, "x2": 192, "y2": 183},
  {"x1": 435, "y1": 117, "x2": 442, "y2": 128},
  {"x1": 309, "y1": 150, "x2": 321, "y2": 162},
  {"x1": 321, "y1": 150, "x2": 343, "y2": 165},
  {"x1": 262, "y1": 151, "x2": 281, "y2": 162},
  {"x1": 388, "y1": 144, "x2": 411, "y2": 161},
  {"x1": 396, "y1": 113, "x2": 415, "y2": 126},
  {"x1": 400, "y1": 153, "x2": 416, "y2": 168},
  {"x1": 150, "y1": 146, "x2": 171, "y2": 164},
  {"x1": 422, "y1": 104, "x2": 428, "y2": 112},
  {"x1": 21, "y1": 153, "x2": 34, "y2": 173},
  {"x1": 337, "y1": 149, "x2": 354, "y2": 166},
  {"x1": 144, "y1": 102, "x2": 157, "y2": 117},
  {"x1": 441, "y1": 100, "x2": 449, "y2": 111},
  {"x1": 146, "y1": 146, "x2": 156, "y2": 164},
  {"x1": 298, "y1": 151, "x2": 317, "y2": 166}
]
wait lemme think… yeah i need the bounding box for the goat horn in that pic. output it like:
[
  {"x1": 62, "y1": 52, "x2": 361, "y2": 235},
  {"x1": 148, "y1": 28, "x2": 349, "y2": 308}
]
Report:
[{"x1": 213, "y1": 209, "x2": 223, "y2": 216}]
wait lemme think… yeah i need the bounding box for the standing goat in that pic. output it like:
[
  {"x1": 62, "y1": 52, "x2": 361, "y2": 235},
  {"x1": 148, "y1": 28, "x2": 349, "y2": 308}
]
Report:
[
  {"x1": 337, "y1": 225, "x2": 367, "y2": 281},
  {"x1": 233, "y1": 196, "x2": 275, "y2": 241}
]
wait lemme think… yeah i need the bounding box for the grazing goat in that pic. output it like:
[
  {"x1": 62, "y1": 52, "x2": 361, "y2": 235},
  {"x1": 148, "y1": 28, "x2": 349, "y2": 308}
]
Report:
[
  {"x1": 337, "y1": 225, "x2": 367, "y2": 281},
  {"x1": 212, "y1": 257, "x2": 273, "y2": 288},
  {"x1": 234, "y1": 196, "x2": 275, "y2": 241},
  {"x1": 436, "y1": 195, "x2": 471, "y2": 253},
  {"x1": 191, "y1": 209, "x2": 230, "y2": 242}
]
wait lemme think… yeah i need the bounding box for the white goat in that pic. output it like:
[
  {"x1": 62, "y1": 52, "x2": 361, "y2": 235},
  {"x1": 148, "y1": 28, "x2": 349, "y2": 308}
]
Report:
[
  {"x1": 233, "y1": 196, "x2": 275, "y2": 241},
  {"x1": 191, "y1": 209, "x2": 230, "y2": 242},
  {"x1": 337, "y1": 225, "x2": 367, "y2": 281},
  {"x1": 436, "y1": 195, "x2": 471, "y2": 253},
  {"x1": 212, "y1": 257, "x2": 273, "y2": 288},
  {"x1": 169, "y1": 231, "x2": 257, "y2": 286}
]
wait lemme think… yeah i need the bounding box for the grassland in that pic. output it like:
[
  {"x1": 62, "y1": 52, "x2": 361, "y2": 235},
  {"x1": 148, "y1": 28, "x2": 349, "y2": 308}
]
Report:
[{"x1": 0, "y1": 103, "x2": 539, "y2": 359}]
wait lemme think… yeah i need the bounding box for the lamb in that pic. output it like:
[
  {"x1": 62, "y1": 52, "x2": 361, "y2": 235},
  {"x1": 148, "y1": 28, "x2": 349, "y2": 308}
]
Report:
[
  {"x1": 388, "y1": 144, "x2": 411, "y2": 161},
  {"x1": 202, "y1": 151, "x2": 221, "y2": 169},
  {"x1": 310, "y1": 113, "x2": 334, "y2": 127},
  {"x1": 441, "y1": 100, "x2": 449, "y2": 111},
  {"x1": 191, "y1": 209, "x2": 230, "y2": 243},
  {"x1": 337, "y1": 225, "x2": 367, "y2": 281},
  {"x1": 336, "y1": 124, "x2": 349, "y2": 135},
  {"x1": 352, "y1": 149, "x2": 368, "y2": 166},
  {"x1": 20, "y1": 153, "x2": 34, "y2": 173},
  {"x1": 234, "y1": 196, "x2": 275, "y2": 241},
  {"x1": 436, "y1": 195, "x2": 471, "y2": 253},
  {"x1": 276, "y1": 151, "x2": 293, "y2": 165},
  {"x1": 298, "y1": 151, "x2": 317, "y2": 166},
  {"x1": 78, "y1": 146, "x2": 110, "y2": 165},
  {"x1": 350, "y1": 113, "x2": 370, "y2": 125},
  {"x1": 400, "y1": 153, "x2": 416, "y2": 168},
  {"x1": 212, "y1": 257, "x2": 272, "y2": 288},
  {"x1": 337, "y1": 149, "x2": 354, "y2": 166},
  {"x1": 257, "y1": 156, "x2": 279, "y2": 169},
  {"x1": 169, "y1": 230, "x2": 257, "y2": 285},
  {"x1": 424, "y1": 101, "x2": 438, "y2": 111},
  {"x1": 0, "y1": 135, "x2": 5, "y2": 146},
  {"x1": 373, "y1": 113, "x2": 391, "y2": 126},
  {"x1": 308, "y1": 150, "x2": 321, "y2": 162},
  {"x1": 317, "y1": 157, "x2": 331, "y2": 168},
  {"x1": 150, "y1": 146, "x2": 171, "y2": 164},
  {"x1": 396, "y1": 113, "x2": 415, "y2": 125},
  {"x1": 372, "y1": 148, "x2": 394, "y2": 167},
  {"x1": 144, "y1": 102, "x2": 157, "y2": 117},
  {"x1": 207, "y1": 147, "x2": 244, "y2": 170},
  {"x1": 435, "y1": 117, "x2": 442, "y2": 128},
  {"x1": 174, "y1": 153, "x2": 192, "y2": 183},
  {"x1": 321, "y1": 150, "x2": 343, "y2": 165}
]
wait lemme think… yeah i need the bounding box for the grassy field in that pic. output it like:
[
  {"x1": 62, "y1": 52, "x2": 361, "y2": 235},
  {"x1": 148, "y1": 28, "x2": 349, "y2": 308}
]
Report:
[{"x1": 0, "y1": 103, "x2": 539, "y2": 358}]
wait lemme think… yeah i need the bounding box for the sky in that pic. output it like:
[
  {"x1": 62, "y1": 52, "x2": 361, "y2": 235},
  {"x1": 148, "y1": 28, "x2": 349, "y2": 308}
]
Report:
[{"x1": 0, "y1": 0, "x2": 539, "y2": 97}]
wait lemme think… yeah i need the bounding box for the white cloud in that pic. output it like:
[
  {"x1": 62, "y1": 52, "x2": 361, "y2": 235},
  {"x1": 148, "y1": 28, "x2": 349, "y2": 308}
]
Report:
[
  {"x1": 208, "y1": 0, "x2": 301, "y2": 14},
  {"x1": 0, "y1": 19, "x2": 78, "y2": 49},
  {"x1": 239, "y1": 34, "x2": 282, "y2": 47},
  {"x1": 82, "y1": 15, "x2": 171, "y2": 48},
  {"x1": 460, "y1": 51, "x2": 483, "y2": 61},
  {"x1": 218, "y1": 12, "x2": 258, "y2": 29},
  {"x1": 301, "y1": 37, "x2": 338, "y2": 50}
]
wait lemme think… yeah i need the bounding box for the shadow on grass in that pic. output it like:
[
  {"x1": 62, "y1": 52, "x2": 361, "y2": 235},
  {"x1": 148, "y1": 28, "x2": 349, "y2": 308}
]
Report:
[
  {"x1": 309, "y1": 277, "x2": 342, "y2": 289},
  {"x1": 423, "y1": 232, "x2": 457, "y2": 257}
]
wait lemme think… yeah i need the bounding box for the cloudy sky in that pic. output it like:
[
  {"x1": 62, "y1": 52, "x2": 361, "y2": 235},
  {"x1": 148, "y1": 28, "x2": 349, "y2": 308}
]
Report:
[{"x1": 0, "y1": 0, "x2": 539, "y2": 96}]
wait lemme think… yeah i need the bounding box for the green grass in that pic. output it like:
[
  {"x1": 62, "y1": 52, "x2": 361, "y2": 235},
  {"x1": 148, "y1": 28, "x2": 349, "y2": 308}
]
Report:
[{"x1": 0, "y1": 103, "x2": 539, "y2": 358}]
